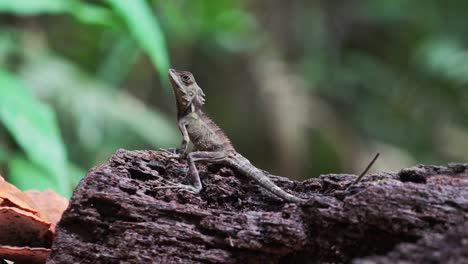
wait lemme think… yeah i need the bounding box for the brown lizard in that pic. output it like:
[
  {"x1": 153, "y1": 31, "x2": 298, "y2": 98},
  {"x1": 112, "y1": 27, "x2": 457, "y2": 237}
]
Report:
[{"x1": 157, "y1": 69, "x2": 307, "y2": 203}]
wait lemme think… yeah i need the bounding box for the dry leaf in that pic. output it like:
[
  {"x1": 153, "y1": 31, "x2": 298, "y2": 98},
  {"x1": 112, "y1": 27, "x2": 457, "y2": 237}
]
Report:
[
  {"x1": 0, "y1": 175, "x2": 69, "y2": 263},
  {"x1": 0, "y1": 176, "x2": 39, "y2": 216},
  {"x1": 0, "y1": 246, "x2": 50, "y2": 263},
  {"x1": 0, "y1": 207, "x2": 52, "y2": 247},
  {"x1": 24, "y1": 189, "x2": 69, "y2": 226}
]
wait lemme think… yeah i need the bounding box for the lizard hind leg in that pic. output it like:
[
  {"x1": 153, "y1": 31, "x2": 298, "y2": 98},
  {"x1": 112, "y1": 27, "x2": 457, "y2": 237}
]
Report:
[{"x1": 155, "y1": 151, "x2": 226, "y2": 194}]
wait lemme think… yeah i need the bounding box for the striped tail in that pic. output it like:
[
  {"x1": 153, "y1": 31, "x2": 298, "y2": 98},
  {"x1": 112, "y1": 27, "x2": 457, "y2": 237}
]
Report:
[{"x1": 228, "y1": 154, "x2": 306, "y2": 203}]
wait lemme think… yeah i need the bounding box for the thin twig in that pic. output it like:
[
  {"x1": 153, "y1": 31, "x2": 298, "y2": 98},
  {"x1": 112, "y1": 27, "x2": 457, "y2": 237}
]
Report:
[{"x1": 346, "y1": 153, "x2": 380, "y2": 191}]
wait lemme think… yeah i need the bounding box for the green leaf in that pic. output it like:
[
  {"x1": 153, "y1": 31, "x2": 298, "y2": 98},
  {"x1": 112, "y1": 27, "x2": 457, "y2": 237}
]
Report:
[
  {"x1": 0, "y1": 69, "x2": 70, "y2": 196},
  {"x1": 0, "y1": 143, "x2": 8, "y2": 163},
  {"x1": 20, "y1": 53, "x2": 178, "y2": 160},
  {"x1": 97, "y1": 36, "x2": 140, "y2": 86},
  {"x1": 0, "y1": 0, "x2": 115, "y2": 27},
  {"x1": 0, "y1": 0, "x2": 69, "y2": 15},
  {"x1": 68, "y1": 161, "x2": 86, "y2": 188},
  {"x1": 105, "y1": 0, "x2": 170, "y2": 82},
  {"x1": 68, "y1": 1, "x2": 115, "y2": 27},
  {"x1": 415, "y1": 37, "x2": 468, "y2": 85},
  {"x1": 8, "y1": 155, "x2": 59, "y2": 193}
]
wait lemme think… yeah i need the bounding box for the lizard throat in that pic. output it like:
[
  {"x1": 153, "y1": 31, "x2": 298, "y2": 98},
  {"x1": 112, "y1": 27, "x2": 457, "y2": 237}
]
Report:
[{"x1": 177, "y1": 101, "x2": 196, "y2": 117}]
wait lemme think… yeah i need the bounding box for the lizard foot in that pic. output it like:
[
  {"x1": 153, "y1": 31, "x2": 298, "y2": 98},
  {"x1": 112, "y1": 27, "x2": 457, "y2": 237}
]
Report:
[
  {"x1": 154, "y1": 184, "x2": 201, "y2": 194},
  {"x1": 157, "y1": 148, "x2": 188, "y2": 160},
  {"x1": 158, "y1": 148, "x2": 179, "y2": 156}
]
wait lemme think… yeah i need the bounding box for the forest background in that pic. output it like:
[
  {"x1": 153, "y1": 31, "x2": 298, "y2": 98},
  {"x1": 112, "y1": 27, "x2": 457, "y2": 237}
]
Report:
[{"x1": 0, "y1": 0, "x2": 466, "y2": 197}]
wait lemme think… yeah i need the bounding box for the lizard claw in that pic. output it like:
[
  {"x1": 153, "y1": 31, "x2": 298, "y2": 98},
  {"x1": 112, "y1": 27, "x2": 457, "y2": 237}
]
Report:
[
  {"x1": 157, "y1": 148, "x2": 188, "y2": 160},
  {"x1": 158, "y1": 148, "x2": 179, "y2": 155},
  {"x1": 166, "y1": 148, "x2": 179, "y2": 154}
]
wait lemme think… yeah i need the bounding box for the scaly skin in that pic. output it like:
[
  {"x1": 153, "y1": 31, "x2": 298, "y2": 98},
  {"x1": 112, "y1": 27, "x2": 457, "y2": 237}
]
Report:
[{"x1": 158, "y1": 69, "x2": 306, "y2": 203}]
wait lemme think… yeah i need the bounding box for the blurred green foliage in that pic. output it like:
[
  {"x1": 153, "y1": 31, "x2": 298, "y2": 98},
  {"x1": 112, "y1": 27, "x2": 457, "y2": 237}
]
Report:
[
  {"x1": 0, "y1": 69, "x2": 68, "y2": 194},
  {"x1": 0, "y1": 0, "x2": 467, "y2": 196},
  {"x1": 0, "y1": 0, "x2": 175, "y2": 196}
]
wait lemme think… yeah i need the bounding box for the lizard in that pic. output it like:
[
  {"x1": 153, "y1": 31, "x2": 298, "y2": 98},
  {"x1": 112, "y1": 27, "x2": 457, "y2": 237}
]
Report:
[{"x1": 157, "y1": 69, "x2": 307, "y2": 203}]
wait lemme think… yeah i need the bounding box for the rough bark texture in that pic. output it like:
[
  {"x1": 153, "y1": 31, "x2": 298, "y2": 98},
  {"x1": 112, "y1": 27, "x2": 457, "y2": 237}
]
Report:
[
  {"x1": 47, "y1": 149, "x2": 468, "y2": 264},
  {"x1": 355, "y1": 223, "x2": 468, "y2": 264}
]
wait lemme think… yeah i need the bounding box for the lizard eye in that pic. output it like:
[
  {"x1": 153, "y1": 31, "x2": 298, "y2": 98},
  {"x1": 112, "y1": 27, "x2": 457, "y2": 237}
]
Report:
[
  {"x1": 181, "y1": 74, "x2": 191, "y2": 84},
  {"x1": 188, "y1": 91, "x2": 194, "y2": 96}
]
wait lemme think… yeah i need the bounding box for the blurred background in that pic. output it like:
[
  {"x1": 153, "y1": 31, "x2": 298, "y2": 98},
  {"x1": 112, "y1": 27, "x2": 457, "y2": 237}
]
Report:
[{"x1": 0, "y1": 0, "x2": 467, "y2": 197}]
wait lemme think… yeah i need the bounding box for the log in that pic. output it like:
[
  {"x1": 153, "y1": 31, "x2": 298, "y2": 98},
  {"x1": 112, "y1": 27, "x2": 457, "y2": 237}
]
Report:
[
  {"x1": 46, "y1": 150, "x2": 468, "y2": 263},
  {"x1": 355, "y1": 222, "x2": 468, "y2": 264}
]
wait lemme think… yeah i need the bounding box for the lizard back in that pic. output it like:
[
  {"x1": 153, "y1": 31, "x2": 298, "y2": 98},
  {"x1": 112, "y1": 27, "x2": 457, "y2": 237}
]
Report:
[{"x1": 184, "y1": 110, "x2": 235, "y2": 152}]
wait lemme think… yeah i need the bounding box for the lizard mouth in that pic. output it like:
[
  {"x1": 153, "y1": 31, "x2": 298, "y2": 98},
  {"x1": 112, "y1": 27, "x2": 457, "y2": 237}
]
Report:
[
  {"x1": 168, "y1": 69, "x2": 192, "y2": 111},
  {"x1": 168, "y1": 69, "x2": 183, "y2": 88},
  {"x1": 168, "y1": 69, "x2": 187, "y2": 98}
]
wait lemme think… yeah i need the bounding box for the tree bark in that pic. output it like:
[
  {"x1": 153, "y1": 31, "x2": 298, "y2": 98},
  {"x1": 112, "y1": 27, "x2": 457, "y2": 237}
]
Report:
[{"x1": 46, "y1": 150, "x2": 468, "y2": 264}]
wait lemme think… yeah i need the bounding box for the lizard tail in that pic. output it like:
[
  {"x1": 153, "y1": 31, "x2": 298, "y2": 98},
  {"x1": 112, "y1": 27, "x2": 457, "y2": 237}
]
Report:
[{"x1": 228, "y1": 154, "x2": 306, "y2": 204}]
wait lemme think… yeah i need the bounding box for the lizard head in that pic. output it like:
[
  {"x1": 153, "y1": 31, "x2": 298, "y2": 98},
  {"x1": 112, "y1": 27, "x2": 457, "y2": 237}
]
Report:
[{"x1": 168, "y1": 69, "x2": 206, "y2": 113}]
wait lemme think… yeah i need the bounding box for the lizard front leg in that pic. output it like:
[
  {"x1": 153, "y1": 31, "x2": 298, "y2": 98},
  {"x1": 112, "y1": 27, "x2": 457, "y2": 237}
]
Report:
[
  {"x1": 178, "y1": 121, "x2": 190, "y2": 158},
  {"x1": 155, "y1": 151, "x2": 226, "y2": 193}
]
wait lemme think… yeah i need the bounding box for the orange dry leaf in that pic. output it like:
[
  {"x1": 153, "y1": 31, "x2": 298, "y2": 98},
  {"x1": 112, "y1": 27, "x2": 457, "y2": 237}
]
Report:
[
  {"x1": 0, "y1": 246, "x2": 50, "y2": 264},
  {"x1": 0, "y1": 176, "x2": 40, "y2": 216},
  {"x1": 0, "y1": 207, "x2": 52, "y2": 246},
  {"x1": 0, "y1": 207, "x2": 53, "y2": 263},
  {"x1": 25, "y1": 189, "x2": 69, "y2": 226},
  {"x1": 0, "y1": 175, "x2": 69, "y2": 263}
]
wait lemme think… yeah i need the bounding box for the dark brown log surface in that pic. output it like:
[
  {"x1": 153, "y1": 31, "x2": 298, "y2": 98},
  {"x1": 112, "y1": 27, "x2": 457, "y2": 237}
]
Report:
[{"x1": 47, "y1": 149, "x2": 468, "y2": 264}]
